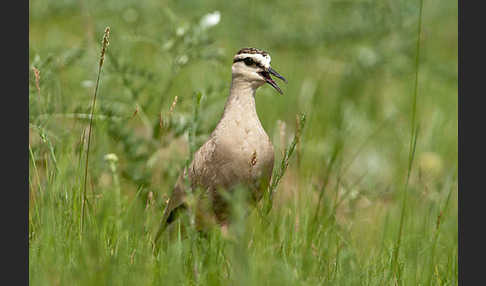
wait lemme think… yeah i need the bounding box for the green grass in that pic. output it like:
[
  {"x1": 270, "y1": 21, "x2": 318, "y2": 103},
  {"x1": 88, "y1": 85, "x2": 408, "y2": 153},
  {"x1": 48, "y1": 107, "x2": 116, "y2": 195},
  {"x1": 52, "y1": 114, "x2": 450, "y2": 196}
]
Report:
[{"x1": 29, "y1": 0, "x2": 457, "y2": 285}]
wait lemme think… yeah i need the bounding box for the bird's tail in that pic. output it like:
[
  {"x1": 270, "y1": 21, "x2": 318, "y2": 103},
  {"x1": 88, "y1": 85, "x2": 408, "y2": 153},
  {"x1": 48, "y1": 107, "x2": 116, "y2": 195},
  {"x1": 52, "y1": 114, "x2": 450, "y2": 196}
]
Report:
[{"x1": 152, "y1": 169, "x2": 189, "y2": 249}]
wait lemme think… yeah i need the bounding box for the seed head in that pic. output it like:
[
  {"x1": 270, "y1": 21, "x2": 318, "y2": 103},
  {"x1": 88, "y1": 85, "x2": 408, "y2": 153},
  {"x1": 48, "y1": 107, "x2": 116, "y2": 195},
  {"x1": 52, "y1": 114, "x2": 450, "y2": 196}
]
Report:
[{"x1": 99, "y1": 27, "x2": 111, "y2": 67}]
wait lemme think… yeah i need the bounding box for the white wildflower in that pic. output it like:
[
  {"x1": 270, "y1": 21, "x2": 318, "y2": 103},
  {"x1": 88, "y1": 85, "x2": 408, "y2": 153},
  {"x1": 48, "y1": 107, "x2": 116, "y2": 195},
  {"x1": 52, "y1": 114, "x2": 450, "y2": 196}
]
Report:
[
  {"x1": 104, "y1": 153, "x2": 119, "y2": 163},
  {"x1": 176, "y1": 54, "x2": 188, "y2": 65},
  {"x1": 81, "y1": 80, "x2": 94, "y2": 88},
  {"x1": 199, "y1": 11, "x2": 220, "y2": 30},
  {"x1": 176, "y1": 26, "x2": 186, "y2": 37}
]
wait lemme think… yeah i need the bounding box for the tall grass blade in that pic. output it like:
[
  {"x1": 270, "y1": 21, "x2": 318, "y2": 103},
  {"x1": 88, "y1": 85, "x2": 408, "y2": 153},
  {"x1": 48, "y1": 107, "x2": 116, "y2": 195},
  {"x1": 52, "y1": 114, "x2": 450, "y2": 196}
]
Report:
[
  {"x1": 81, "y1": 27, "x2": 111, "y2": 233},
  {"x1": 264, "y1": 113, "x2": 306, "y2": 214},
  {"x1": 390, "y1": 0, "x2": 424, "y2": 280}
]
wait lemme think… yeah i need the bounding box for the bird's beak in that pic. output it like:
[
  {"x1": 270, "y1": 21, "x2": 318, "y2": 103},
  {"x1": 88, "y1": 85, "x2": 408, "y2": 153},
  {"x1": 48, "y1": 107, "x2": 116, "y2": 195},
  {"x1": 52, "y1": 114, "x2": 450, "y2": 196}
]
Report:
[{"x1": 260, "y1": 67, "x2": 287, "y2": 95}]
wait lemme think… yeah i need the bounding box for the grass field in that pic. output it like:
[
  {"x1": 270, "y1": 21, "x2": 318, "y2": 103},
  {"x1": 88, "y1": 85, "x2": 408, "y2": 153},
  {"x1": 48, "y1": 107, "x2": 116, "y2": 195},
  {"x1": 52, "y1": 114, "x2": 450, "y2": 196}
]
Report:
[{"x1": 29, "y1": 0, "x2": 458, "y2": 285}]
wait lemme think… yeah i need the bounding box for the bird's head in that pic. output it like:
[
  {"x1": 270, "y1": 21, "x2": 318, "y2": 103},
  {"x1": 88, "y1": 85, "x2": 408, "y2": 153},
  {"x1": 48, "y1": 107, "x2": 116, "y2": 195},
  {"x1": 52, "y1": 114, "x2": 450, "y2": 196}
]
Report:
[{"x1": 232, "y1": 47, "x2": 287, "y2": 94}]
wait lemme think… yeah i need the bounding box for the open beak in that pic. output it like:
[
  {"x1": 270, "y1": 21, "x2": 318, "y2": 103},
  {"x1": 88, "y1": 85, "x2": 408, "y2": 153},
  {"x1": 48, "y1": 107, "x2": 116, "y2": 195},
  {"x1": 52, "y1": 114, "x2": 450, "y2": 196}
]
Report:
[{"x1": 260, "y1": 67, "x2": 287, "y2": 95}]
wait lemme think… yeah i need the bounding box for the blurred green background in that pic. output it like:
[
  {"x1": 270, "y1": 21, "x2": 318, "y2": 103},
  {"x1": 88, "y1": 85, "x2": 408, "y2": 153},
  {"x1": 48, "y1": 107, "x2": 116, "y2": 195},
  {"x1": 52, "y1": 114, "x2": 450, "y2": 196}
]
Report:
[{"x1": 29, "y1": 0, "x2": 457, "y2": 285}]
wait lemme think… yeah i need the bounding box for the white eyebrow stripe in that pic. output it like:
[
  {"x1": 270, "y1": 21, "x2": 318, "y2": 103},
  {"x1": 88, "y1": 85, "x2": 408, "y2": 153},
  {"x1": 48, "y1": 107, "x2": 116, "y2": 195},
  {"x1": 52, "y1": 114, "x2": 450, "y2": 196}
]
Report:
[{"x1": 234, "y1": 53, "x2": 271, "y2": 68}]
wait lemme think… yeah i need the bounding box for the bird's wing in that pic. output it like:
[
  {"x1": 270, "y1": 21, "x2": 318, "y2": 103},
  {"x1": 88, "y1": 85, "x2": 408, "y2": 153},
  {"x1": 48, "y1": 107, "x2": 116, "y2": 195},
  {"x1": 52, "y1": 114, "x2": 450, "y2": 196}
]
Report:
[
  {"x1": 154, "y1": 167, "x2": 190, "y2": 243},
  {"x1": 153, "y1": 138, "x2": 216, "y2": 244}
]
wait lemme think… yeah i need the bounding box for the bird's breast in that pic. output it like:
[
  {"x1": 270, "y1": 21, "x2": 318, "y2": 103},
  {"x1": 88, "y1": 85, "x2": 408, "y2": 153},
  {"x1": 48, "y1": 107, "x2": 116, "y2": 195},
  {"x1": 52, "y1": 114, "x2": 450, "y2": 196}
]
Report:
[
  {"x1": 192, "y1": 117, "x2": 275, "y2": 192},
  {"x1": 218, "y1": 122, "x2": 274, "y2": 174}
]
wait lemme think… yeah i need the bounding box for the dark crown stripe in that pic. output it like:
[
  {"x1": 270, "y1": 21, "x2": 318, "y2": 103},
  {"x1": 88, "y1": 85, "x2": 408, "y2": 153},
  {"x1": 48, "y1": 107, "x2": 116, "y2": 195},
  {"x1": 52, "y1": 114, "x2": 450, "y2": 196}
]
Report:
[{"x1": 236, "y1": 47, "x2": 268, "y2": 57}]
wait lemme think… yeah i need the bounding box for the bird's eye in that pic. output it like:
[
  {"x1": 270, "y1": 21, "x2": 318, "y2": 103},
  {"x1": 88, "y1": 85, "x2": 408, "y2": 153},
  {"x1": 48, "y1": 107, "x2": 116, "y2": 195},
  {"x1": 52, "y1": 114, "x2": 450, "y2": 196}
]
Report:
[{"x1": 244, "y1": 58, "x2": 254, "y2": 66}]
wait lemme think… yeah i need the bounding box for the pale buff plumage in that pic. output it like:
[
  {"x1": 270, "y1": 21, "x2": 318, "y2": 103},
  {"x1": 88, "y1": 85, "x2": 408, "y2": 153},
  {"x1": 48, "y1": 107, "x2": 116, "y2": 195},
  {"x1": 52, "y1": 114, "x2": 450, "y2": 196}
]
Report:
[{"x1": 154, "y1": 48, "x2": 286, "y2": 241}]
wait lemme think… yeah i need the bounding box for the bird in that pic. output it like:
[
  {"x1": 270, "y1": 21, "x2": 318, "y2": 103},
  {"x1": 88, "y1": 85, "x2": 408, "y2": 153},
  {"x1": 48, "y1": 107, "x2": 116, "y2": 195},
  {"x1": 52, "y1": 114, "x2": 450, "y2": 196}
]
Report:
[{"x1": 154, "y1": 47, "x2": 287, "y2": 243}]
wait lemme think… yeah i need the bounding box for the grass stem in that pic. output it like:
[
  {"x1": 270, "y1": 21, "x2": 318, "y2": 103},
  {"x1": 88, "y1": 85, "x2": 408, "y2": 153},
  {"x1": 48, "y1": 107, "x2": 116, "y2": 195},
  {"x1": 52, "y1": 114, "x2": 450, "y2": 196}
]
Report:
[
  {"x1": 81, "y1": 27, "x2": 111, "y2": 233},
  {"x1": 390, "y1": 0, "x2": 424, "y2": 280}
]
